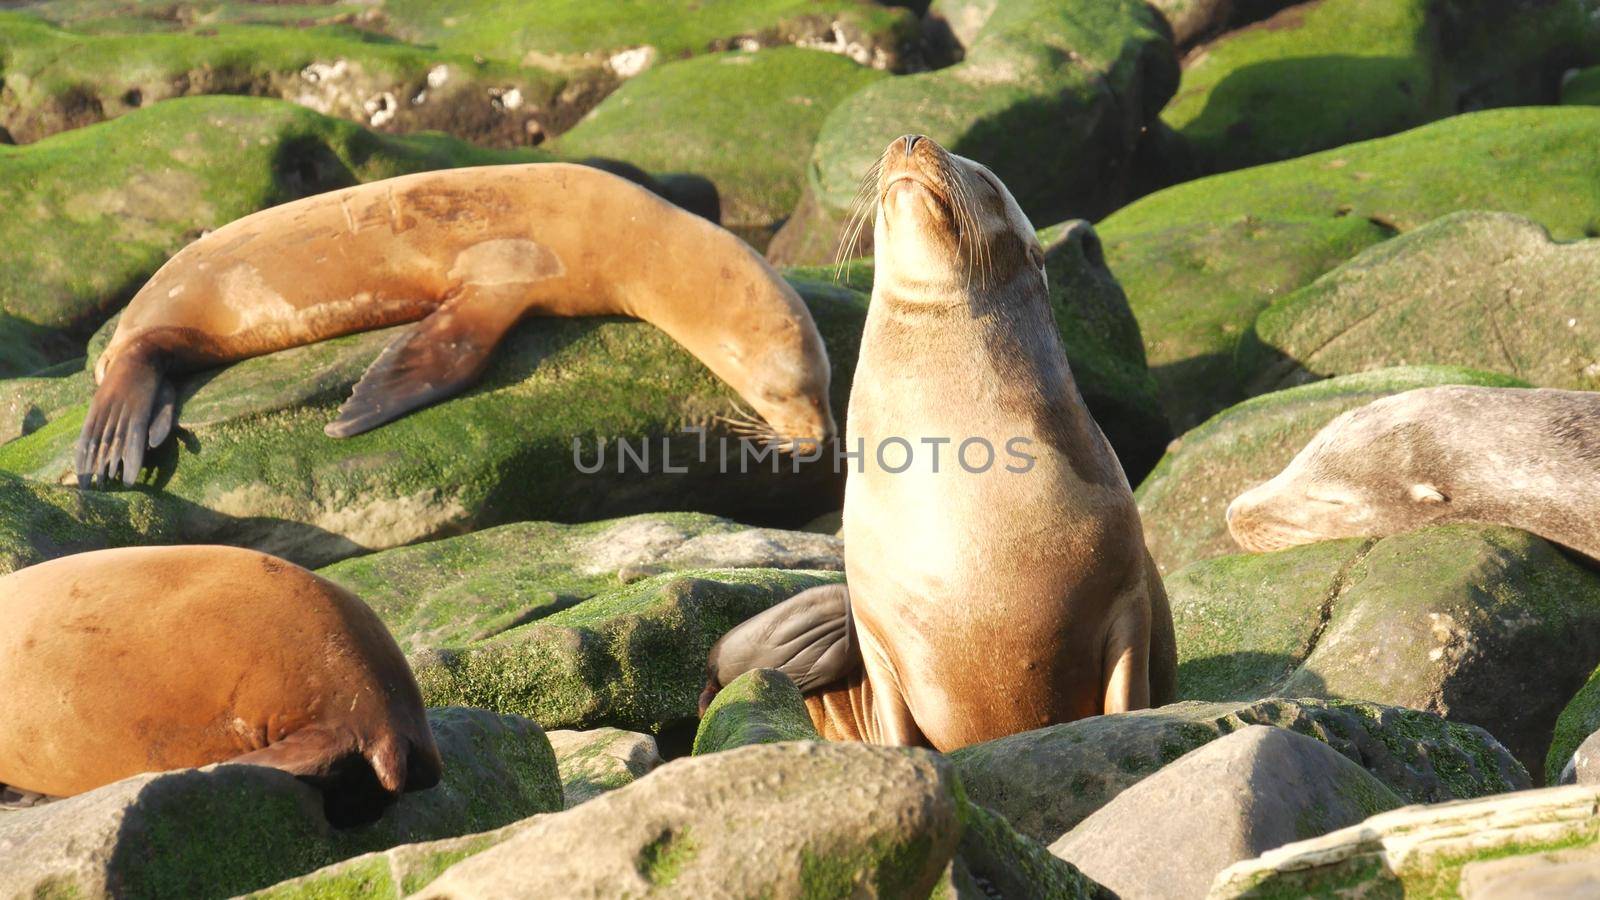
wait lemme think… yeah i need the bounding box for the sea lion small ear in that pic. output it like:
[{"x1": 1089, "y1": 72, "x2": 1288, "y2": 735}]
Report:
[{"x1": 1410, "y1": 483, "x2": 1448, "y2": 504}]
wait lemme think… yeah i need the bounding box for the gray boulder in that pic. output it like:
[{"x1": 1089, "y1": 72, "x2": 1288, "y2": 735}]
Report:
[
  {"x1": 1049, "y1": 726, "x2": 1401, "y2": 900},
  {"x1": 546, "y1": 728, "x2": 662, "y2": 808}
]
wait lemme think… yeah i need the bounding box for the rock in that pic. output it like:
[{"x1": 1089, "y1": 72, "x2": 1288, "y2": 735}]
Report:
[
  {"x1": 245, "y1": 819, "x2": 542, "y2": 899},
  {"x1": 1096, "y1": 105, "x2": 1600, "y2": 430},
  {"x1": 1162, "y1": 0, "x2": 1599, "y2": 175},
  {"x1": 1548, "y1": 664, "x2": 1600, "y2": 784},
  {"x1": 1210, "y1": 784, "x2": 1600, "y2": 898},
  {"x1": 0, "y1": 707, "x2": 562, "y2": 898},
  {"x1": 693, "y1": 668, "x2": 821, "y2": 754},
  {"x1": 416, "y1": 742, "x2": 965, "y2": 899},
  {"x1": 316, "y1": 512, "x2": 842, "y2": 653},
  {"x1": 547, "y1": 728, "x2": 662, "y2": 808},
  {"x1": 0, "y1": 358, "x2": 89, "y2": 440},
  {"x1": 1148, "y1": 0, "x2": 1301, "y2": 48},
  {"x1": 1245, "y1": 212, "x2": 1600, "y2": 394},
  {"x1": 414, "y1": 569, "x2": 844, "y2": 736},
  {"x1": 1169, "y1": 524, "x2": 1600, "y2": 782},
  {"x1": 1135, "y1": 365, "x2": 1525, "y2": 575},
  {"x1": 555, "y1": 48, "x2": 888, "y2": 242},
  {"x1": 0, "y1": 12, "x2": 566, "y2": 147},
  {"x1": 416, "y1": 741, "x2": 1107, "y2": 899},
  {"x1": 948, "y1": 696, "x2": 1526, "y2": 846},
  {"x1": 1050, "y1": 726, "x2": 1402, "y2": 899},
  {"x1": 1560, "y1": 731, "x2": 1600, "y2": 787},
  {"x1": 0, "y1": 313, "x2": 67, "y2": 380},
  {"x1": 0, "y1": 280, "x2": 866, "y2": 568},
  {"x1": 766, "y1": 0, "x2": 1178, "y2": 265},
  {"x1": 1567, "y1": 66, "x2": 1600, "y2": 105},
  {"x1": 0, "y1": 470, "x2": 182, "y2": 575}
]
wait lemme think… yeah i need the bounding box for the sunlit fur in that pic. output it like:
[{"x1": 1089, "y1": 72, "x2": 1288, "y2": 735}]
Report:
[{"x1": 1227, "y1": 386, "x2": 1600, "y2": 560}]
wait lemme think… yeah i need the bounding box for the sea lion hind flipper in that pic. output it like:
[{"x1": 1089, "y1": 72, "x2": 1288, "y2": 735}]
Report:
[
  {"x1": 75, "y1": 349, "x2": 164, "y2": 488},
  {"x1": 325, "y1": 293, "x2": 517, "y2": 438},
  {"x1": 701, "y1": 582, "x2": 857, "y2": 714},
  {"x1": 229, "y1": 723, "x2": 411, "y2": 826}
]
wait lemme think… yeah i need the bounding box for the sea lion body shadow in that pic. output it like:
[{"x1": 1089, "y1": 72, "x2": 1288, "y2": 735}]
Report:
[
  {"x1": 1227, "y1": 385, "x2": 1600, "y2": 560},
  {"x1": 78, "y1": 163, "x2": 834, "y2": 486},
  {"x1": 0, "y1": 545, "x2": 440, "y2": 824},
  {"x1": 703, "y1": 136, "x2": 1175, "y2": 750}
]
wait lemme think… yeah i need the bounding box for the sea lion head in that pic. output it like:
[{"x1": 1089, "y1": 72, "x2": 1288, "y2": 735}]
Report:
[
  {"x1": 1226, "y1": 393, "x2": 1455, "y2": 552},
  {"x1": 860, "y1": 134, "x2": 1045, "y2": 297}
]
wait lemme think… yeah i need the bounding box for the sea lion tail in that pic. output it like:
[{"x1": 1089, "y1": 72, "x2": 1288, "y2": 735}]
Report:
[{"x1": 75, "y1": 347, "x2": 174, "y2": 488}]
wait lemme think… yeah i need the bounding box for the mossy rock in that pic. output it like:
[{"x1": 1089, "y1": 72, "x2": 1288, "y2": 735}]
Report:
[
  {"x1": 0, "y1": 280, "x2": 866, "y2": 568},
  {"x1": 1169, "y1": 524, "x2": 1600, "y2": 782},
  {"x1": 1211, "y1": 784, "x2": 1600, "y2": 897},
  {"x1": 766, "y1": 0, "x2": 1178, "y2": 265},
  {"x1": 0, "y1": 707, "x2": 562, "y2": 899},
  {"x1": 546, "y1": 727, "x2": 662, "y2": 809},
  {"x1": 693, "y1": 668, "x2": 820, "y2": 754},
  {"x1": 0, "y1": 11, "x2": 567, "y2": 147},
  {"x1": 1135, "y1": 365, "x2": 1526, "y2": 575},
  {"x1": 414, "y1": 568, "x2": 844, "y2": 737},
  {"x1": 1144, "y1": 0, "x2": 1301, "y2": 47},
  {"x1": 948, "y1": 696, "x2": 1526, "y2": 846},
  {"x1": 1567, "y1": 65, "x2": 1600, "y2": 105},
  {"x1": 0, "y1": 313, "x2": 68, "y2": 381},
  {"x1": 21, "y1": 0, "x2": 921, "y2": 72},
  {"x1": 316, "y1": 512, "x2": 841, "y2": 655},
  {"x1": 0, "y1": 469, "x2": 183, "y2": 575},
  {"x1": 554, "y1": 48, "x2": 887, "y2": 243},
  {"x1": 1549, "y1": 665, "x2": 1600, "y2": 790},
  {"x1": 0, "y1": 94, "x2": 552, "y2": 350},
  {"x1": 1097, "y1": 105, "x2": 1600, "y2": 430},
  {"x1": 1162, "y1": 0, "x2": 1599, "y2": 174},
  {"x1": 1244, "y1": 212, "x2": 1600, "y2": 394}
]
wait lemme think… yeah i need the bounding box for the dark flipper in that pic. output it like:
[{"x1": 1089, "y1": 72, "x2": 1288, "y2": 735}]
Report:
[
  {"x1": 75, "y1": 348, "x2": 166, "y2": 488},
  {"x1": 325, "y1": 288, "x2": 524, "y2": 438},
  {"x1": 700, "y1": 583, "x2": 858, "y2": 715},
  {"x1": 229, "y1": 724, "x2": 428, "y2": 827}
]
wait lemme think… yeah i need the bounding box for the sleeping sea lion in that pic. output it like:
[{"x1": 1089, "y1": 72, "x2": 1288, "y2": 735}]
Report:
[
  {"x1": 1226, "y1": 385, "x2": 1600, "y2": 560},
  {"x1": 702, "y1": 135, "x2": 1176, "y2": 748},
  {"x1": 0, "y1": 545, "x2": 440, "y2": 824},
  {"x1": 76, "y1": 162, "x2": 834, "y2": 486}
]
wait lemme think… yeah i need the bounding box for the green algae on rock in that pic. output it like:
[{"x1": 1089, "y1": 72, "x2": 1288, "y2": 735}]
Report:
[
  {"x1": 693, "y1": 668, "x2": 821, "y2": 755},
  {"x1": 948, "y1": 697, "x2": 1526, "y2": 846},
  {"x1": 1097, "y1": 105, "x2": 1600, "y2": 429},
  {"x1": 0, "y1": 281, "x2": 866, "y2": 567},
  {"x1": 1244, "y1": 212, "x2": 1600, "y2": 395},
  {"x1": 766, "y1": 0, "x2": 1179, "y2": 265},
  {"x1": 1135, "y1": 366, "x2": 1527, "y2": 575},
  {"x1": 555, "y1": 48, "x2": 887, "y2": 242},
  {"x1": 0, "y1": 11, "x2": 567, "y2": 147},
  {"x1": 316, "y1": 513, "x2": 841, "y2": 655},
  {"x1": 1549, "y1": 667, "x2": 1600, "y2": 787},
  {"x1": 0, "y1": 469, "x2": 181, "y2": 575},
  {"x1": 414, "y1": 569, "x2": 844, "y2": 737},
  {"x1": 1211, "y1": 784, "x2": 1600, "y2": 898},
  {"x1": 1162, "y1": 0, "x2": 1599, "y2": 174},
  {"x1": 1167, "y1": 524, "x2": 1600, "y2": 782},
  {"x1": 0, "y1": 707, "x2": 562, "y2": 900},
  {"x1": 546, "y1": 727, "x2": 662, "y2": 809}
]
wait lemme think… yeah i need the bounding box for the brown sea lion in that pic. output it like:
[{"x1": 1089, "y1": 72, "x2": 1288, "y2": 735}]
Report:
[
  {"x1": 1226, "y1": 385, "x2": 1600, "y2": 560},
  {"x1": 77, "y1": 162, "x2": 834, "y2": 486},
  {"x1": 702, "y1": 135, "x2": 1176, "y2": 749},
  {"x1": 0, "y1": 545, "x2": 441, "y2": 824}
]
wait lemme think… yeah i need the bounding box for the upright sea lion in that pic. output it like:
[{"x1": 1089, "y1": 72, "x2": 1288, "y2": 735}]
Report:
[
  {"x1": 703, "y1": 136, "x2": 1176, "y2": 749},
  {"x1": 1226, "y1": 386, "x2": 1600, "y2": 560},
  {"x1": 76, "y1": 163, "x2": 834, "y2": 486},
  {"x1": 0, "y1": 545, "x2": 441, "y2": 824}
]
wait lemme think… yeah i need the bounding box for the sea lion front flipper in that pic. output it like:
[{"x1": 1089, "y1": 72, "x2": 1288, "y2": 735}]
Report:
[
  {"x1": 701, "y1": 582, "x2": 857, "y2": 714},
  {"x1": 76, "y1": 346, "x2": 165, "y2": 488},
  {"x1": 325, "y1": 287, "x2": 526, "y2": 438}
]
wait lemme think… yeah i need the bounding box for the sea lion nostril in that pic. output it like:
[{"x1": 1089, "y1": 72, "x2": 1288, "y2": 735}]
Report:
[{"x1": 903, "y1": 135, "x2": 922, "y2": 157}]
